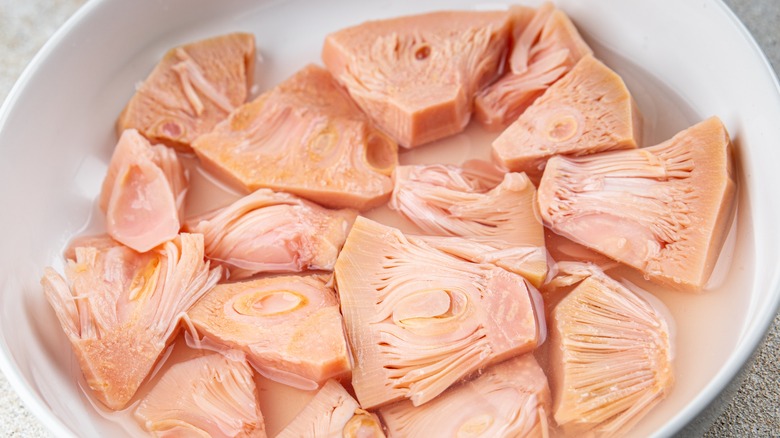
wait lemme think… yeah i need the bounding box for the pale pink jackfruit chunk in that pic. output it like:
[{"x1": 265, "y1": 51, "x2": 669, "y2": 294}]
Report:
[
  {"x1": 475, "y1": 2, "x2": 593, "y2": 130},
  {"x1": 192, "y1": 64, "x2": 397, "y2": 210},
  {"x1": 135, "y1": 352, "x2": 266, "y2": 437},
  {"x1": 389, "y1": 160, "x2": 548, "y2": 285},
  {"x1": 380, "y1": 354, "x2": 551, "y2": 437},
  {"x1": 277, "y1": 380, "x2": 385, "y2": 438},
  {"x1": 492, "y1": 55, "x2": 641, "y2": 178},
  {"x1": 185, "y1": 189, "x2": 357, "y2": 280},
  {"x1": 334, "y1": 217, "x2": 545, "y2": 409},
  {"x1": 322, "y1": 11, "x2": 511, "y2": 148},
  {"x1": 188, "y1": 275, "x2": 351, "y2": 390},
  {"x1": 117, "y1": 33, "x2": 255, "y2": 151},
  {"x1": 549, "y1": 263, "x2": 674, "y2": 437},
  {"x1": 100, "y1": 129, "x2": 188, "y2": 253},
  {"x1": 537, "y1": 117, "x2": 735, "y2": 291},
  {"x1": 41, "y1": 234, "x2": 221, "y2": 409}
]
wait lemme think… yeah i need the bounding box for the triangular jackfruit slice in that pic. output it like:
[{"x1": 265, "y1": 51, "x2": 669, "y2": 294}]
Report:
[
  {"x1": 537, "y1": 117, "x2": 736, "y2": 291},
  {"x1": 322, "y1": 11, "x2": 511, "y2": 148},
  {"x1": 475, "y1": 2, "x2": 592, "y2": 130},
  {"x1": 186, "y1": 188, "x2": 357, "y2": 280},
  {"x1": 100, "y1": 129, "x2": 188, "y2": 253},
  {"x1": 188, "y1": 275, "x2": 351, "y2": 390},
  {"x1": 550, "y1": 264, "x2": 674, "y2": 436},
  {"x1": 41, "y1": 234, "x2": 222, "y2": 409},
  {"x1": 135, "y1": 352, "x2": 266, "y2": 437},
  {"x1": 492, "y1": 55, "x2": 641, "y2": 178},
  {"x1": 192, "y1": 64, "x2": 397, "y2": 211},
  {"x1": 334, "y1": 217, "x2": 545, "y2": 409},
  {"x1": 380, "y1": 354, "x2": 551, "y2": 437},
  {"x1": 389, "y1": 161, "x2": 548, "y2": 285},
  {"x1": 117, "y1": 33, "x2": 255, "y2": 152}
]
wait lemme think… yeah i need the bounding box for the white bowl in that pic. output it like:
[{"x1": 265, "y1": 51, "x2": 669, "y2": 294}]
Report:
[{"x1": 0, "y1": 0, "x2": 778, "y2": 436}]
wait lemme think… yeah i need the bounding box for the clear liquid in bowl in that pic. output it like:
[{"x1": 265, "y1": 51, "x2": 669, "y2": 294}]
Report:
[{"x1": 63, "y1": 45, "x2": 747, "y2": 437}]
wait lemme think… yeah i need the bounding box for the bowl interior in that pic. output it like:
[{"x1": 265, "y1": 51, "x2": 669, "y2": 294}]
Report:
[{"x1": 1, "y1": 0, "x2": 779, "y2": 436}]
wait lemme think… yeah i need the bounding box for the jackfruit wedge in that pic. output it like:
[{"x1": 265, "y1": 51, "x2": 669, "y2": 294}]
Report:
[
  {"x1": 322, "y1": 11, "x2": 511, "y2": 148},
  {"x1": 335, "y1": 217, "x2": 545, "y2": 409},
  {"x1": 188, "y1": 275, "x2": 351, "y2": 390},
  {"x1": 492, "y1": 55, "x2": 641, "y2": 179},
  {"x1": 186, "y1": 188, "x2": 357, "y2": 280},
  {"x1": 118, "y1": 33, "x2": 255, "y2": 152},
  {"x1": 550, "y1": 264, "x2": 673, "y2": 436},
  {"x1": 390, "y1": 161, "x2": 548, "y2": 285},
  {"x1": 380, "y1": 354, "x2": 551, "y2": 437},
  {"x1": 192, "y1": 64, "x2": 397, "y2": 210},
  {"x1": 475, "y1": 2, "x2": 592, "y2": 130},
  {"x1": 100, "y1": 129, "x2": 188, "y2": 253},
  {"x1": 538, "y1": 117, "x2": 735, "y2": 291},
  {"x1": 135, "y1": 352, "x2": 266, "y2": 437},
  {"x1": 41, "y1": 234, "x2": 222, "y2": 410}
]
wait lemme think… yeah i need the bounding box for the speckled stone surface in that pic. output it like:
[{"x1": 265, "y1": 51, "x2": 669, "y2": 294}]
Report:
[{"x1": 0, "y1": 0, "x2": 778, "y2": 436}]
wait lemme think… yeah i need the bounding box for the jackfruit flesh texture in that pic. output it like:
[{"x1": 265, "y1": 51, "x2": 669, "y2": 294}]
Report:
[
  {"x1": 322, "y1": 10, "x2": 511, "y2": 148},
  {"x1": 390, "y1": 161, "x2": 548, "y2": 286},
  {"x1": 390, "y1": 161, "x2": 543, "y2": 245},
  {"x1": 550, "y1": 264, "x2": 674, "y2": 437},
  {"x1": 135, "y1": 352, "x2": 266, "y2": 437},
  {"x1": 185, "y1": 188, "x2": 357, "y2": 280},
  {"x1": 276, "y1": 379, "x2": 385, "y2": 438},
  {"x1": 475, "y1": 2, "x2": 593, "y2": 130},
  {"x1": 335, "y1": 217, "x2": 545, "y2": 410},
  {"x1": 492, "y1": 54, "x2": 642, "y2": 179},
  {"x1": 40, "y1": 233, "x2": 222, "y2": 410},
  {"x1": 187, "y1": 274, "x2": 351, "y2": 390},
  {"x1": 118, "y1": 32, "x2": 255, "y2": 152},
  {"x1": 100, "y1": 129, "x2": 188, "y2": 253},
  {"x1": 192, "y1": 64, "x2": 398, "y2": 211},
  {"x1": 538, "y1": 116, "x2": 735, "y2": 291},
  {"x1": 380, "y1": 354, "x2": 551, "y2": 437}
]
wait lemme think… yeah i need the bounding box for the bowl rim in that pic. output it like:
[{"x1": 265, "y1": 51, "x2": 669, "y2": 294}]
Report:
[{"x1": 0, "y1": 0, "x2": 778, "y2": 437}]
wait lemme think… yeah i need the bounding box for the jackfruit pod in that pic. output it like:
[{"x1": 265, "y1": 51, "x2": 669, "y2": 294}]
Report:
[
  {"x1": 380, "y1": 354, "x2": 551, "y2": 438},
  {"x1": 186, "y1": 188, "x2": 356, "y2": 280},
  {"x1": 188, "y1": 274, "x2": 351, "y2": 390},
  {"x1": 135, "y1": 351, "x2": 266, "y2": 437},
  {"x1": 322, "y1": 11, "x2": 511, "y2": 147},
  {"x1": 41, "y1": 233, "x2": 222, "y2": 409},
  {"x1": 335, "y1": 217, "x2": 544, "y2": 409}
]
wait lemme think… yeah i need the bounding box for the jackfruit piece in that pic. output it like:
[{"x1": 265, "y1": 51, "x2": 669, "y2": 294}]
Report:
[
  {"x1": 390, "y1": 161, "x2": 543, "y2": 244},
  {"x1": 475, "y1": 2, "x2": 592, "y2": 130},
  {"x1": 380, "y1": 354, "x2": 551, "y2": 437},
  {"x1": 187, "y1": 275, "x2": 351, "y2": 390},
  {"x1": 389, "y1": 161, "x2": 547, "y2": 285},
  {"x1": 276, "y1": 380, "x2": 385, "y2": 438},
  {"x1": 334, "y1": 217, "x2": 545, "y2": 409},
  {"x1": 100, "y1": 129, "x2": 188, "y2": 252},
  {"x1": 492, "y1": 55, "x2": 641, "y2": 179},
  {"x1": 135, "y1": 352, "x2": 266, "y2": 437},
  {"x1": 550, "y1": 264, "x2": 674, "y2": 436},
  {"x1": 322, "y1": 11, "x2": 511, "y2": 148},
  {"x1": 185, "y1": 188, "x2": 357, "y2": 280},
  {"x1": 117, "y1": 33, "x2": 255, "y2": 152},
  {"x1": 41, "y1": 234, "x2": 222, "y2": 410},
  {"x1": 192, "y1": 64, "x2": 397, "y2": 210},
  {"x1": 537, "y1": 117, "x2": 735, "y2": 291}
]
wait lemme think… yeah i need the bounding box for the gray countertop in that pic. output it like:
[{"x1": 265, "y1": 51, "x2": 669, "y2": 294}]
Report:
[{"x1": 0, "y1": 0, "x2": 778, "y2": 436}]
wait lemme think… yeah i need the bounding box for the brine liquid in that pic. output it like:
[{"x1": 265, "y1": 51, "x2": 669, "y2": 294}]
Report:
[{"x1": 67, "y1": 46, "x2": 748, "y2": 437}]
